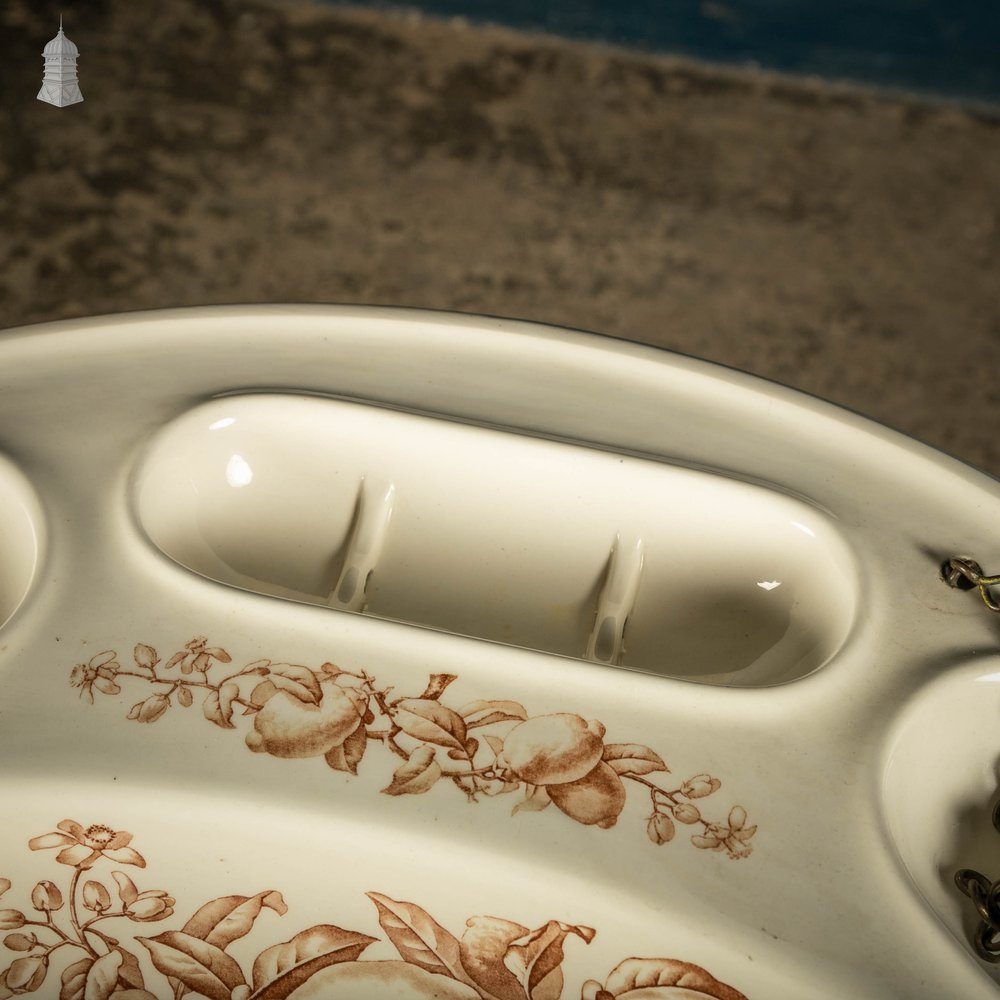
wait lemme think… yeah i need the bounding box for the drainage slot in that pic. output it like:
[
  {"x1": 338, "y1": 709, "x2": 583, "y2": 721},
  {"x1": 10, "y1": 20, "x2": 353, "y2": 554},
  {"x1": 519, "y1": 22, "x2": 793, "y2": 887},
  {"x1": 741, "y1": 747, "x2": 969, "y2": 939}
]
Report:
[
  {"x1": 328, "y1": 479, "x2": 395, "y2": 612},
  {"x1": 587, "y1": 535, "x2": 644, "y2": 665}
]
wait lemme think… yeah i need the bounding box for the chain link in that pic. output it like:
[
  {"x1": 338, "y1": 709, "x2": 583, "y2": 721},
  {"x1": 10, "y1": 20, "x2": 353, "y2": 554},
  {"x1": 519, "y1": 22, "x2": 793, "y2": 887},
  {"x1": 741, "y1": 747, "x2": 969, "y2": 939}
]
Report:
[
  {"x1": 944, "y1": 555, "x2": 1000, "y2": 958},
  {"x1": 943, "y1": 556, "x2": 1000, "y2": 613},
  {"x1": 956, "y1": 805, "x2": 1000, "y2": 962}
]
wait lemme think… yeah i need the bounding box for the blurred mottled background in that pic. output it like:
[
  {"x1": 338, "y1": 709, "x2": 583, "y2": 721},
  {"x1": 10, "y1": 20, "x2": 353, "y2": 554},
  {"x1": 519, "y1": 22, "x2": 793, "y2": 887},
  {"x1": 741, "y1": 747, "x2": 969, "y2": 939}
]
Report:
[{"x1": 1, "y1": 0, "x2": 998, "y2": 473}]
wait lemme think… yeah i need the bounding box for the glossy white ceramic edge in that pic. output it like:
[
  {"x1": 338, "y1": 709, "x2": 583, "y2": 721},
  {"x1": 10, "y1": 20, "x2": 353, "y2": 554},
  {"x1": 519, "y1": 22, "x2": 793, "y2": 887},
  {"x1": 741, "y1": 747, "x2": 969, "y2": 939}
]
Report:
[
  {"x1": 0, "y1": 305, "x2": 998, "y2": 1000},
  {"x1": 0, "y1": 452, "x2": 46, "y2": 630}
]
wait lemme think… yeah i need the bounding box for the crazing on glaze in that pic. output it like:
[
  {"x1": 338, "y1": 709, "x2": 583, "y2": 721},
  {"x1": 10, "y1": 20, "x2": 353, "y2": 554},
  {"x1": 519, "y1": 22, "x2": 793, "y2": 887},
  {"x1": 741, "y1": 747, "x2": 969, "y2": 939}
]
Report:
[
  {"x1": 69, "y1": 639, "x2": 756, "y2": 858},
  {"x1": 0, "y1": 821, "x2": 748, "y2": 1000}
]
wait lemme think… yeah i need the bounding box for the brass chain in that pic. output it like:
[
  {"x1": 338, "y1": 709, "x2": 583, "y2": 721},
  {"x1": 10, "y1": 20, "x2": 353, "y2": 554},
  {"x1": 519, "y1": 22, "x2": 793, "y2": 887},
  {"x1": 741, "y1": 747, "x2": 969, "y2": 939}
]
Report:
[
  {"x1": 946, "y1": 556, "x2": 1000, "y2": 959},
  {"x1": 943, "y1": 556, "x2": 1000, "y2": 613},
  {"x1": 956, "y1": 805, "x2": 1000, "y2": 962}
]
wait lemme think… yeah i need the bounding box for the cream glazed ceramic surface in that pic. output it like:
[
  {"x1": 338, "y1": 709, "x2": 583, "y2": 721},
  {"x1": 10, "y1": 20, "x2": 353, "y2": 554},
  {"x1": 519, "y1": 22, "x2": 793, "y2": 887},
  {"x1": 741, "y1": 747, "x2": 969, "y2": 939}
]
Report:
[{"x1": 0, "y1": 305, "x2": 999, "y2": 1000}]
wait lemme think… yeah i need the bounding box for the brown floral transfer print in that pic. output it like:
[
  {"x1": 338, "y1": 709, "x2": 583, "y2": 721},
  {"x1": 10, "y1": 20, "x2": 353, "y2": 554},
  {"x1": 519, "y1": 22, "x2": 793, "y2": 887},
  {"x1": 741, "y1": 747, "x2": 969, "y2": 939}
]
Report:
[
  {"x1": 69, "y1": 639, "x2": 756, "y2": 859},
  {"x1": 0, "y1": 822, "x2": 748, "y2": 999}
]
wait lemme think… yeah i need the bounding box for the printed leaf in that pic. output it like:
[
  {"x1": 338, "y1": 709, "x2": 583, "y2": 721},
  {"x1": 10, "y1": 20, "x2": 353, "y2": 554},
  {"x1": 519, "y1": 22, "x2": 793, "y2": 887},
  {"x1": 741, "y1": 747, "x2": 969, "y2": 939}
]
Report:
[
  {"x1": 324, "y1": 724, "x2": 368, "y2": 774},
  {"x1": 114, "y1": 948, "x2": 146, "y2": 991},
  {"x1": 218, "y1": 682, "x2": 240, "y2": 717},
  {"x1": 381, "y1": 746, "x2": 442, "y2": 796},
  {"x1": 467, "y1": 712, "x2": 528, "y2": 729},
  {"x1": 420, "y1": 674, "x2": 458, "y2": 699},
  {"x1": 81, "y1": 950, "x2": 121, "y2": 1000},
  {"x1": 112, "y1": 872, "x2": 138, "y2": 907},
  {"x1": 447, "y1": 737, "x2": 479, "y2": 761},
  {"x1": 181, "y1": 891, "x2": 288, "y2": 951},
  {"x1": 393, "y1": 699, "x2": 467, "y2": 750},
  {"x1": 459, "y1": 701, "x2": 529, "y2": 729},
  {"x1": 177, "y1": 686, "x2": 194, "y2": 708},
  {"x1": 366, "y1": 893, "x2": 474, "y2": 987},
  {"x1": 503, "y1": 921, "x2": 595, "y2": 1000},
  {"x1": 601, "y1": 744, "x2": 668, "y2": 777},
  {"x1": 511, "y1": 785, "x2": 550, "y2": 816},
  {"x1": 483, "y1": 735, "x2": 505, "y2": 757},
  {"x1": 603, "y1": 957, "x2": 748, "y2": 1000},
  {"x1": 60, "y1": 959, "x2": 92, "y2": 1000},
  {"x1": 202, "y1": 685, "x2": 237, "y2": 730},
  {"x1": 264, "y1": 664, "x2": 322, "y2": 706},
  {"x1": 0, "y1": 879, "x2": 9, "y2": 898},
  {"x1": 250, "y1": 924, "x2": 377, "y2": 999},
  {"x1": 201, "y1": 691, "x2": 230, "y2": 729},
  {"x1": 205, "y1": 647, "x2": 232, "y2": 663},
  {"x1": 234, "y1": 659, "x2": 272, "y2": 680},
  {"x1": 249, "y1": 681, "x2": 278, "y2": 707},
  {"x1": 460, "y1": 915, "x2": 530, "y2": 1000},
  {"x1": 137, "y1": 931, "x2": 246, "y2": 1000},
  {"x1": 133, "y1": 644, "x2": 158, "y2": 669}
]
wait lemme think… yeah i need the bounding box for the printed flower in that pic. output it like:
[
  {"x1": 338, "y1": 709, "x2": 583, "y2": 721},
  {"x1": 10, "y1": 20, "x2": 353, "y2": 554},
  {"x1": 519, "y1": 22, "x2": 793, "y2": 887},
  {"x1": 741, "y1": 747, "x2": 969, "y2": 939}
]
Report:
[
  {"x1": 672, "y1": 803, "x2": 701, "y2": 825},
  {"x1": 82, "y1": 880, "x2": 111, "y2": 913},
  {"x1": 127, "y1": 694, "x2": 171, "y2": 724},
  {"x1": 681, "y1": 774, "x2": 721, "y2": 799},
  {"x1": 29, "y1": 881, "x2": 63, "y2": 912},
  {"x1": 647, "y1": 813, "x2": 676, "y2": 845},
  {"x1": 691, "y1": 807, "x2": 756, "y2": 860},
  {"x1": 69, "y1": 651, "x2": 120, "y2": 704},
  {"x1": 0, "y1": 910, "x2": 25, "y2": 930},
  {"x1": 28, "y1": 821, "x2": 145, "y2": 870},
  {"x1": 165, "y1": 637, "x2": 231, "y2": 675},
  {"x1": 124, "y1": 888, "x2": 175, "y2": 922}
]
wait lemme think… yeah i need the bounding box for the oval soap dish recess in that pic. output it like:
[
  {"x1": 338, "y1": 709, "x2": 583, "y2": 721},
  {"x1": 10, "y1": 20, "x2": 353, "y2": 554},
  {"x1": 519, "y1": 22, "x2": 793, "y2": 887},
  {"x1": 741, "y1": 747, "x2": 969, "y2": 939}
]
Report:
[{"x1": 134, "y1": 394, "x2": 857, "y2": 687}]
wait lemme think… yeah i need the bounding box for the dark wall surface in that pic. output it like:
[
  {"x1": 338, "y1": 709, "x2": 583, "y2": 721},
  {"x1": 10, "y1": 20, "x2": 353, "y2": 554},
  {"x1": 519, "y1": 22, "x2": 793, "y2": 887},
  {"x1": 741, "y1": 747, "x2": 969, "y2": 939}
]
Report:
[{"x1": 2, "y1": 0, "x2": 999, "y2": 477}]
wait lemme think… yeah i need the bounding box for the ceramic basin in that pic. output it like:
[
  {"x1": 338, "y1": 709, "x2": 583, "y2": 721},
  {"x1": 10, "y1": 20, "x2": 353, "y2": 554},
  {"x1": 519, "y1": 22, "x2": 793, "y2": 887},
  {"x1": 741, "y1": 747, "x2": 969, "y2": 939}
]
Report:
[
  {"x1": 1, "y1": 305, "x2": 1000, "y2": 1000},
  {"x1": 884, "y1": 662, "x2": 1000, "y2": 976}
]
